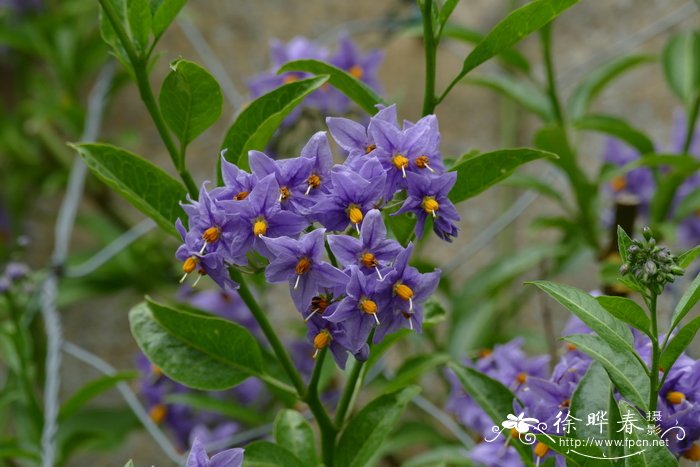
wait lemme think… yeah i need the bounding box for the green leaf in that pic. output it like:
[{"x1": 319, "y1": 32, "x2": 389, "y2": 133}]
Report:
[
  {"x1": 678, "y1": 245, "x2": 700, "y2": 268},
  {"x1": 438, "y1": 0, "x2": 461, "y2": 31},
  {"x1": 564, "y1": 334, "x2": 648, "y2": 410},
  {"x1": 672, "y1": 187, "x2": 700, "y2": 221},
  {"x1": 447, "y1": 363, "x2": 533, "y2": 464},
  {"x1": 382, "y1": 354, "x2": 450, "y2": 394},
  {"x1": 73, "y1": 143, "x2": 186, "y2": 238},
  {"x1": 59, "y1": 372, "x2": 137, "y2": 421},
  {"x1": 124, "y1": 461, "x2": 134, "y2": 467},
  {"x1": 528, "y1": 281, "x2": 635, "y2": 352},
  {"x1": 617, "y1": 225, "x2": 633, "y2": 263},
  {"x1": 455, "y1": 0, "x2": 578, "y2": 79},
  {"x1": 402, "y1": 446, "x2": 472, "y2": 467},
  {"x1": 127, "y1": 0, "x2": 151, "y2": 53},
  {"x1": 130, "y1": 303, "x2": 253, "y2": 390},
  {"x1": 423, "y1": 298, "x2": 447, "y2": 326},
  {"x1": 98, "y1": 0, "x2": 131, "y2": 71},
  {"x1": 670, "y1": 271, "x2": 700, "y2": 331},
  {"x1": 439, "y1": 24, "x2": 530, "y2": 72},
  {"x1": 221, "y1": 76, "x2": 328, "y2": 171},
  {"x1": 242, "y1": 441, "x2": 305, "y2": 467},
  {"x1": 165, "y1": 392, "x2": 263, "y2": 426},
  {"x1": 273, "y1": 410, "x2": 317, "y2": 466},
  {"x1": 151, "y1": 0, "x2": 187, "y2": 41},
  {"x1": 567, "y1": 54, "x2": 655, "y2": 119},
  {"x1": 573, "y1": 114, "x2": 654, "y2": 155},
  {"x1": 336, "y1": 386, "x2": 420, "y2": 467},
  {"x1": 159, "y1": 59, "x2": 223, "y2": 152},
  {"x1": 448, "y1": 148, "x2": 557, "y2": 203},
  {"x1": 502, "y1": 172, "x2": 565, "y2": 203},
  {"x1": 465, "y1": 74, "x2": 552, "y2": 121},
  {"x1": 0, "y1": 440, "x2": 40, "y2": 462},
  {"x1": 596, "y1": 296, "x2": 651, "y2": 337},
  {"x1": 661, "y1": 315, "x2": 700, "y2": 373},
  {"x1": 650, "y1": 165, "x2": 700, "y2": 223},
  {"x1": 569, "y1": 363, "x2": 611, "y2": 444},
  {"x1": 617, "y1": 401, "x2": 677, "y2": 467},
  {"x1": 147, "y1": 298, "x2": 263, "y2": 377},
  {"x1": 278, "y1": 59, "x2": 383, "y2": 115},
  {"x1": 662, "y1": 31, "x2": 700, "y2": 107}
]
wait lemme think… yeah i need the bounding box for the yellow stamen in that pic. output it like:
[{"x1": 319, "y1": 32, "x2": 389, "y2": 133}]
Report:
[
  {"x1": 360, "y1": 298, "x2": 380, "y2": 324},
  {"x1": 279, "y1": 186, "x2": 291, "y2": 202},
  {"x1": 610, "y1": 176, "x2": 626, "y2": 193},
  {"x1": 202, "y1": 226, "x2": 221, "y2": 244},
  {"x1": 282, "y1": 74, "x2": 298, "y2": 84},
  {"x1": 234, "y1": 191, "x2": 249, "y2": 201},
  {"x1": 561, "y1": 399, "x2": 571, "y2": 408},
  {"x1": 361, "y1": 252, "x2": 377, "y2": 268},
  {"x1": 306, "y1": 173, "x2": 321, "y2": 195},
  {"x1": 478, "y1": 349, "x2": 492, "y2": 358},
  {"x1": 150, "y1": 364, "x2": 163, "y2": 377},
  {"x1": 415, "y1": 155, "x2": 435, "y2": 173},
  {"x1": 149, "y1": 404, "x2": 167, "y2": 424},
  {"x1": 534, "y1": 442, "x2": 549, "y2": 458},
  {"x1": 394, "y1": 283, "x2": 414, "y2": 302},
  {"x1": 253, "y1": 219, "x2": 267, "y2": 237},
  {"x1": 565, "y1": 343, "x2": 577, "y2": 352},
  {"x1": 392, "y1": 154, "x2": 409, "y2": 178},
  {"x1": 516, "y1": 372, "x2": 527, "y2": 385},
  {"x1": 295, "y1": 256, "x2": 311, "y2": 275},
  {"x1": 306, "y1": 296, "x2": 330, "y2": 322},
  {"x1": 349, "y1": 65, "x2": 364, "y2": 79},
  {"x1": 422, "y1": 197, "x2": 439, "y2": 217},
  {"x1": 683, "y1": 443, "x2": 700, "y2": 461},
  {"x1": 667, "y1": 391, "x2": 686, "y2": 405},
  {"x1": 348, "y1": 206, "x2": 363, "y2": 226},
  {"x1": 365, "y1": 144, "x2": 376, "y2": 154},
  {"x1": 180, "y1": 256, "x2": 199, "y2": 283}
]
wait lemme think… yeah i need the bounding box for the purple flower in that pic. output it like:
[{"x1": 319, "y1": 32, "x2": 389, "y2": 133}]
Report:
[
  {"x1": 186, "y1": 437, "x2": 244, "y2": 467},
  {"x1": 658, "y1": 359, "x2": 700, "y2": 455},
  {"x1": 306, "y1": 314, "x2": 368, "y2": 369},
  {"x1": 262, "y1": 228, "x2": 347, "y2": 313},
  {"x1": 4, "y1": 262, "x2": 28, "y2": 281},
  {"x1": 223, "y1": 174, "x2": 309, "y2": 259},
  {"x1": 602, "y1": 138, "x2": 655, "y2": 212},
  {"x1": 248, "y1": 151, "x2": 314, "y2": 215},
  {"x1": 325, "y1": 266, "x2": 389, "y2": 350},
  {"x1": 312, "y1": 159, "x2": 386, "y2": 232},
  {"x1": 210, "y1": 156, "x2": 257, "y2": 203},
  {"x1": 188, "y1": 423, "x2": 239, "y2": 452},
  {"x1": 517, "y1": 377, "x2": 573, "y2": 434},
  {"x1": 374, "y1": 243, "x2": 440, "y2": 342},
  {"x1": 469, "y1": 441, "x2": 523, "y2": 467},
  {"x1": 175, "y1": 220, "x2": 237, "y2": 291},
  {"x1": 368, "y1": 114, "x2": 443, "y2": 198},
  {"x1": 300, "y1": 131, "x2": 334, "y2": 197},
  {"x1": 396, "y1": 172, "x2": 460, "y2": 241},
  {"x1": 327, "y1": 209, "x2": 403, "y2": 279},
  {"x1": 326, "y1": 104, "x2": 397, "y2": 168},
  {"x1": 331, "y1": 34, "x2": 384, "y2": 94}
]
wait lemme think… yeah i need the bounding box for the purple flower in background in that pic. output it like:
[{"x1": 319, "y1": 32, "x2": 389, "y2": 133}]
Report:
[
  {"x1": 262, "y1": 229, "x2": 347, "y2": 312},
  {"x1": 469, "y1": 440, "x2": 523, "y2": 467},
  {"x1": 188, "y1": 423, "x2": 239, "y2": 452},
  {"x1": 374, "y1": 243, "x2": 440, "y2": 341},
  {"x1": 396, "y1": 172, "x2": 460, "y2": 241},
  {"x1": 368, "y1": 114, "x2": 442, "y2": 198},
  {"x1": 249, "y1": 150, "x2": 314, "y2": 215},
  {"x1": 180, "y1": 288, "x2": 259, "y2": 336},
  {"x1": 517, "y1": 377, "x2": 574, "y2": 434},
  {"x1": 326, "y1": 266, "x2": 388, "y2": 349},
  {"x1": 211, "y1": 156, "x2": 257, "y2": 203},
  {"x1": 186, "y1": 437, "x2": 244, "y2": 467},
  {"x1": 224, "y1": 174, "x2": 308, "y2": 259},
  {"x1": 658, "y1": 360, "x2": 700, "y2": 455},
  {"x1": 327, "y1": 209, "x2": 402, "y2": 279},
  {"x1": 331, "y1": 34, "x2": 384, "y2": 93},
  {"x1": 306, "y1": 314, "x2": 368, "y2": 368},
  {"x1": 313, "y1": 159, "x2": 386, "y2": 232},
  {"x1": 327, "y1": 104, "x2": 397, "y2": 168},
  {"x1": 602, "y1": 138, "x2": 655, "y2": 211}
]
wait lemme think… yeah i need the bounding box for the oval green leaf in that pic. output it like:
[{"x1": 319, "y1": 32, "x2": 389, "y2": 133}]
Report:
[
  {"x1": 242, "y1": 441, "x2": 305, "y2": 467},
  {"x1": 221, "y1": 76, "x2": 328, "y2": 171},
  {"x1": 465, "y1": 74, "x2": 552, "y2": 121},
  {"x1": 448, "y1": 148, "x2": 557, "y2": 203},
  {"x1": 660, "y1": 315, "x2": 700, "y2": 374},
  {"x1": 73, "y1": 143, "x2": 186, "y2": 238},
  {"x1": 596, "y1": 295, "x2": 651, "y2": 338},
  {"x1": 273, "y1": 410, "x2": 317, "y2": 466},
  {"x1": 278, "y1": 59, "x2": 383, "y2": 115},
  {"x1": 617, "y1": 401, "x2": 677, "y2": 467},
  {"x1": 662, "y1": 31, "x2": 700, "y2": 107},
  {"x1": 159, "y1": 59, "x2": 223, "y2": 151},
  {"x1": 573, "y1": 114, "x2": 654, "y2": 155}
]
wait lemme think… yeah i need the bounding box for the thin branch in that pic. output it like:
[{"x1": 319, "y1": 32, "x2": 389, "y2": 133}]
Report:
[{"x1": 62, "y1": 342, "x2": 184, "y2": 465}]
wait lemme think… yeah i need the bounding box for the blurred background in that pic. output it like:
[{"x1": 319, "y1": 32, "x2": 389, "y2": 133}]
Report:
[{"x1": 1, "y1": 0, "x2": 699, "y2": 465}]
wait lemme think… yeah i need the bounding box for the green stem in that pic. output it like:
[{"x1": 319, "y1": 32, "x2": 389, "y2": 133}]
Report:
[
  {"x1": 421, "y1": 0, "x2": 438, "y2": 116},
  {"x1": 682, "y1": 93, "x2": 700, "y2": 154},
  {"x1": 231, "y1": 270, "x2": 306, "y2": 396},
  {"x1": 540, "y1": 23, "x2": 564, "y2": 125},
  {"x1": 648, "y1": 293, "x2": 660, "y2": 413},
  {"x1": 97, "y1": 0, "x2": 198, "y2": 198},
  {"x1": 334, "y1": 358, "x2": 363, "y2": 426},
  {"x1": 304, "y1": 348, "x2": 337, "y2": 467}
]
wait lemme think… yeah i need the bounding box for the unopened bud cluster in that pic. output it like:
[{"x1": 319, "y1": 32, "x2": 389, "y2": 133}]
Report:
[{"x1": 620, "y1": 227, "x2": 684, "y2": 294}]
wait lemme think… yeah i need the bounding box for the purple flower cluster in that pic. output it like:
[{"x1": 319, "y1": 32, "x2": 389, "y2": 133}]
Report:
[
  {"x1": 186, "y1": 438, "x2": 243, "y2": 467},
  {"x1": 448, "y1": 315, "x2": 700, "y2": 464},
  {"x1": 602, "y1": 111, "x2": 700, "y2": 246},
  {"x1": 176, "y1": 105, "x2": 457, "y2": 367},
  {"x1": 249, "y1": 35, "x2": 383, "y2": 120},
  {"x1": 0, "y1": 261, "x2": 29, "y2": 293}
]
